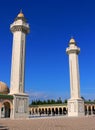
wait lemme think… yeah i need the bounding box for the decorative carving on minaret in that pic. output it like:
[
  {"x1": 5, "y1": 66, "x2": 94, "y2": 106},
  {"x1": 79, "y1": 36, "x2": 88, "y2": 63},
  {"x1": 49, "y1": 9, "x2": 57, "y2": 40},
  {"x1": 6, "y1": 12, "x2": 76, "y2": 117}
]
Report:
[{"x1": 10, "y1": 25, "x2": 29, "y2": 34}]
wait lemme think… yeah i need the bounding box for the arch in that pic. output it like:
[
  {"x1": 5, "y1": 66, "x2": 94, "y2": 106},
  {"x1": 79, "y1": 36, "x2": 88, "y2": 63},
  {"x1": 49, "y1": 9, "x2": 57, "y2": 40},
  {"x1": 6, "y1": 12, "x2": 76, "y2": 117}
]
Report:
[
  {"x1": 85, "y1": 105, "x2": 87, "y2": 115},
  {"x1": 59, "y1": 107, "x2": 62, "y2": 115},
  {"x1": 45, "y1": 108, "x2": 47, "y2": 114},
  {"x1": 39, "y1": 108, "x2": 41, "y2": 112},
  {"x1": 55, "y1": 108, "x2": 58, "y2": 115},
  {"x1": 35, "y1": 108, "x2": 38, "y2": 114},
  {"x1": 32, "y1": 108, "x2": 34, "y2": 114},
  {"x1": 1, "y1": 100, "x2": 13, "y2": 118},
  {"x1": 41, "y1": 108, "x2": 44, "y2": 114},
  {"x1": 92, "y1": 106, "x2": 95, "y2": 114},
  {"x1": 63, "y1": 107, "x2": 67, "y2": 115},
  {"x1": 39, "y1": 108, "x2": 42, "y2": 116},
  {"x1": 47, "y1": 108, "x2": 51, "y2": 115},
  {"x1": 2, "y1": 102, "x2": 10, "y2": 118},
  {"x1": 88, "y1": 106, "x2": 91, "y2": 115},
  {"x1": 1, "y1": 100, "x2": 13, "y2": 109},
  {"x1": 29, "y1": 110, "x2": 31, "y2": 115},
  {"x1": 52, "y1": 108, "x2": 55, "y2": 116}
]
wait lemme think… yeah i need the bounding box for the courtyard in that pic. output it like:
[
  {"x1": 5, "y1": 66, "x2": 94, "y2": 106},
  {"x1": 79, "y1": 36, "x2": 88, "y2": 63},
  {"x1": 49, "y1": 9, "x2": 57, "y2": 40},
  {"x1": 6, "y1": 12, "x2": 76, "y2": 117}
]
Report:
[{"x1": 0, "y1": 116, "x2": 95, "y2": 130}]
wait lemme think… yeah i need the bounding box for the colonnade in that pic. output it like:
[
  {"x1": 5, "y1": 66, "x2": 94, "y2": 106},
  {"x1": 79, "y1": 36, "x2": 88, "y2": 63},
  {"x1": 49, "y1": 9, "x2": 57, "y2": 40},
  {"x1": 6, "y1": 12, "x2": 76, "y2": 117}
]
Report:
[
  {"x1": 29, "y1": 105, "x2": 68, "y2": 116},
  {"x1": 85, "y1": 104, "x2": 95, "y2": 115},
  {"x1": 29, "y1": 104, "x2": 95, "y2": 116}
]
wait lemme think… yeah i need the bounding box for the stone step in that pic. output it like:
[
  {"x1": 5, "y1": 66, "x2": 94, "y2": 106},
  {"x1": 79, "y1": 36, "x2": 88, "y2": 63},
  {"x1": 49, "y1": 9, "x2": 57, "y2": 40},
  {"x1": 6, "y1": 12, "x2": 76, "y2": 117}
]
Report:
[{"x1": 0, "y1": 126, "x2": 8, "y2": 130}]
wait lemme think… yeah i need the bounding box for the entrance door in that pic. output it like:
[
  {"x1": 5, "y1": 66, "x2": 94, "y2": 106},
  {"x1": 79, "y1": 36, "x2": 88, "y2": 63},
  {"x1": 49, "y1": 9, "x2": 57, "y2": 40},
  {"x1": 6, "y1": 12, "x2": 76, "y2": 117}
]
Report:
[{"x1": 3, "y1": 102, "x2": 10, "y2": 118}]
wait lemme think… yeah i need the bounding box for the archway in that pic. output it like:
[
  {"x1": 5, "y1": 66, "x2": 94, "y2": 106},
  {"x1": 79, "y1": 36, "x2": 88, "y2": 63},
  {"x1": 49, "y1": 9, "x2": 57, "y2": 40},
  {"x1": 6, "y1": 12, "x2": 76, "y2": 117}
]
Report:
[
  {"x1": 39, "y1": 108, "x2": 41, "y2": 116},
  {"x1": 88, "y1": 106, "x2": 91, "y2": 115},
  {"x1": 63, "y1": 107, "x2": 67, "y2": 115},
  {"x1": 55, "y1": 108, "x2": 58, "y2": 115},
  {"x1": 52, "y1": 108, "x2": 55, "y2": 116},
  {"x1": 32, "y1": 108, "x2": 34, "y2": 114},
  {"x1": 85, "y1": 106, "x2": 87, "y2": 115},
  {"x1": 59, "y1": 107, "x2": 62, "y2": 115},
  {"x1": 35, "y1": 108, "x2": 38, "y2": 114},
  {"x1": 45, "y1": 108, "x2": 47, "y2": 114},
  {"x1": 3, "y1": 102, "x2": 10, "y2": 118},
  {"x1": 92, "y1": 106, "x2": 95, "y2": 114},
  {"x1": 48, "y1": 108, "x2": 51, "y2": 115},
  {"x1": 42, "y1": 108, "x2": 44, "y2": 114}
]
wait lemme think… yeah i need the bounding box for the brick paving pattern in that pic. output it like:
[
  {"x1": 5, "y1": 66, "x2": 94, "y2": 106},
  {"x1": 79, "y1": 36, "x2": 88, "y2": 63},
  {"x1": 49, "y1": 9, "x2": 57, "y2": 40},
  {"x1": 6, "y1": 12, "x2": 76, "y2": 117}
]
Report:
[{"x1": 0, "y1": 116, "x2": 95, "y2": 130}]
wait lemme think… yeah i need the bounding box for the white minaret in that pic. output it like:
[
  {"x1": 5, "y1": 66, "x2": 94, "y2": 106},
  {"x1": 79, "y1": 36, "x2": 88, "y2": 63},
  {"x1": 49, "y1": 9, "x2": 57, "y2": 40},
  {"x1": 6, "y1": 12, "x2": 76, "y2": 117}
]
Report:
[
  {"x1": 10, "y1": 11, "x2": 30, "y2": 94},
  {"x1": 66, "y1": 38, "x2": 84, "y2": 117},
  {"x1": 10, "y1": 11, "x2": 29, "y2": 118}
]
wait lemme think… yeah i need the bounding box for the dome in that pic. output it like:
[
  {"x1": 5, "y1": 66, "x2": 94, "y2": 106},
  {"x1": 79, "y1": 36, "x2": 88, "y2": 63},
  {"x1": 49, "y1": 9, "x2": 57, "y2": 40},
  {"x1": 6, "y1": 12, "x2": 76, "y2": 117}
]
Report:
[
  {"x1": 17, "y1": 12, "x2": 24, "y2": 18},
  {"x1": 17, "y1": 10, "x2": 24, "y2": 18},
  {"x1": 15, "y1": 10, "x2": 27, "y2": 22},
  {"x1": 69, "y1": 38, "x2": 76, "y2": 45},
  {"x1": 69, "y1": 38, "x2": 76, "y2": 43},
  {"x1": 0, "y1": 81, "x2": 9, "y2": 94}
]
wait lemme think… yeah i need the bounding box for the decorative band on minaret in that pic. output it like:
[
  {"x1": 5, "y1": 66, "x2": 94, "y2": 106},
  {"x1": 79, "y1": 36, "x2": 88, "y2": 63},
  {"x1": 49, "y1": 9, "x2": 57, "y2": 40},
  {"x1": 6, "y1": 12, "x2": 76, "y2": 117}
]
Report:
[
  {"x1": 10, "y1": 11, "x2": 30, "y2": 94},
  {"x1": 66, "y1": 38, "x2": 84, "y2": 117}
]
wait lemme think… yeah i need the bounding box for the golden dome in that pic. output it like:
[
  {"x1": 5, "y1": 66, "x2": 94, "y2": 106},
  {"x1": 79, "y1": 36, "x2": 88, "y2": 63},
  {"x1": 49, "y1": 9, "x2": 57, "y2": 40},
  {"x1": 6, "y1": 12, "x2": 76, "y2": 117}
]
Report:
[
  {"x1": 17, "y1": 11, "x2": 24, "y2": 18},
  {"x1": 69, "y1": 38, "x2": 76, "y2": 43},
  {"x1": 0, "y1": 81, "x2": 9, "y2": 94}
]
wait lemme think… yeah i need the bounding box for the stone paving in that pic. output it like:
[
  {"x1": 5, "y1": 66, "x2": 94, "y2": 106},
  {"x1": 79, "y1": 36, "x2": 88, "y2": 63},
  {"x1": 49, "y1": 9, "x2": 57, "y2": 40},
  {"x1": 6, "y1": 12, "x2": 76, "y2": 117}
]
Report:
[{"x1": 0, "y1": 116, "x2": 95, "y2": 130}]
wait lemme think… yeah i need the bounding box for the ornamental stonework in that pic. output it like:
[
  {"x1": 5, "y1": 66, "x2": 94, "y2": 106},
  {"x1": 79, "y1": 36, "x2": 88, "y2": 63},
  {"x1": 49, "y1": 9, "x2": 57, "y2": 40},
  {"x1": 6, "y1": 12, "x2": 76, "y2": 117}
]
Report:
[{"x1": 11, "y1": 25, "x2": 29, "y2": 34}]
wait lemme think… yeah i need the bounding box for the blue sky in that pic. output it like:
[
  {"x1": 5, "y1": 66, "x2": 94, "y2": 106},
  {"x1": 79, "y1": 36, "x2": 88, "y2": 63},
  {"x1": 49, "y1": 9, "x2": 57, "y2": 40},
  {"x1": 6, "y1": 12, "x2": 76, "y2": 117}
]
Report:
[{"x1": 0, "y1": 0, "x2": 95, "y2": 101}]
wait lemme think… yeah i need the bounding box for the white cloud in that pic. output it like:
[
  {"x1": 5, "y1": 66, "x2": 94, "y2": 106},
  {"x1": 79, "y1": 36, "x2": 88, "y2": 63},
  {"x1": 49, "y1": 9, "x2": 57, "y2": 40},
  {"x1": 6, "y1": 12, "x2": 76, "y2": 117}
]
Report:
[
  {"x1": 26, "y1": 90, "x2": 49, "y2": 101},
  {"x1": 26, "y1": 89, "x2": 70, "y2": 103}
]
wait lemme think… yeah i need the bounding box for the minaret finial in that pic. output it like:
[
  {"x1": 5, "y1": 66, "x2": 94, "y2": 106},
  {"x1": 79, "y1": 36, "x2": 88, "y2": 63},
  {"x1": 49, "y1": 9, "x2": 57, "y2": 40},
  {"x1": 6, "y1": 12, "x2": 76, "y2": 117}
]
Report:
[
  {"x1": 20, "y1": 9, "x2": 22, "y2": 13},
  {"x1": 17, "y1": 9, "x2": 24, "y2": 18},
  {"x1": 69, "y1": 37, "x2": 76, "y2": 45}
]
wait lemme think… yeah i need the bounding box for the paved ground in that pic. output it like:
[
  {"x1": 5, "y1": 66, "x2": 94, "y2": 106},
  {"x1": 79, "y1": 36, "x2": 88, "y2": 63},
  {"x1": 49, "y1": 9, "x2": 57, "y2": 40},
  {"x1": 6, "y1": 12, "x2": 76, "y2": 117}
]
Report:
[{"x1": 0, "y1": 116, "x2": 95, "y2": 130}]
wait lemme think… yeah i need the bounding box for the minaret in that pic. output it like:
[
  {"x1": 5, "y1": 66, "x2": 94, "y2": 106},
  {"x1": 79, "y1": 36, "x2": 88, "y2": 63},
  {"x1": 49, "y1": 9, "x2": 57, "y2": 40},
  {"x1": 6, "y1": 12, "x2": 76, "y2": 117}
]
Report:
[
  {"x1": 10, "y1": 11, "x2": 30, "y2": 94},
  {"x1": 10, "y1": 11, "x2": 29, "y2": 118},
  {"x1": 66, "y1": 38, "x2": 84, "y2": 117}
]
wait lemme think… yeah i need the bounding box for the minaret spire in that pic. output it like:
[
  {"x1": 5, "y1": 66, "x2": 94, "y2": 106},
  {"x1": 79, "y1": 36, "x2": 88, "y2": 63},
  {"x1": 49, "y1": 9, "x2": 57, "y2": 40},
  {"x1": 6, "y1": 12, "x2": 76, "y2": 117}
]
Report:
[{"x1": 20, "y1": 9, "x2": 22, "y2": 13}]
